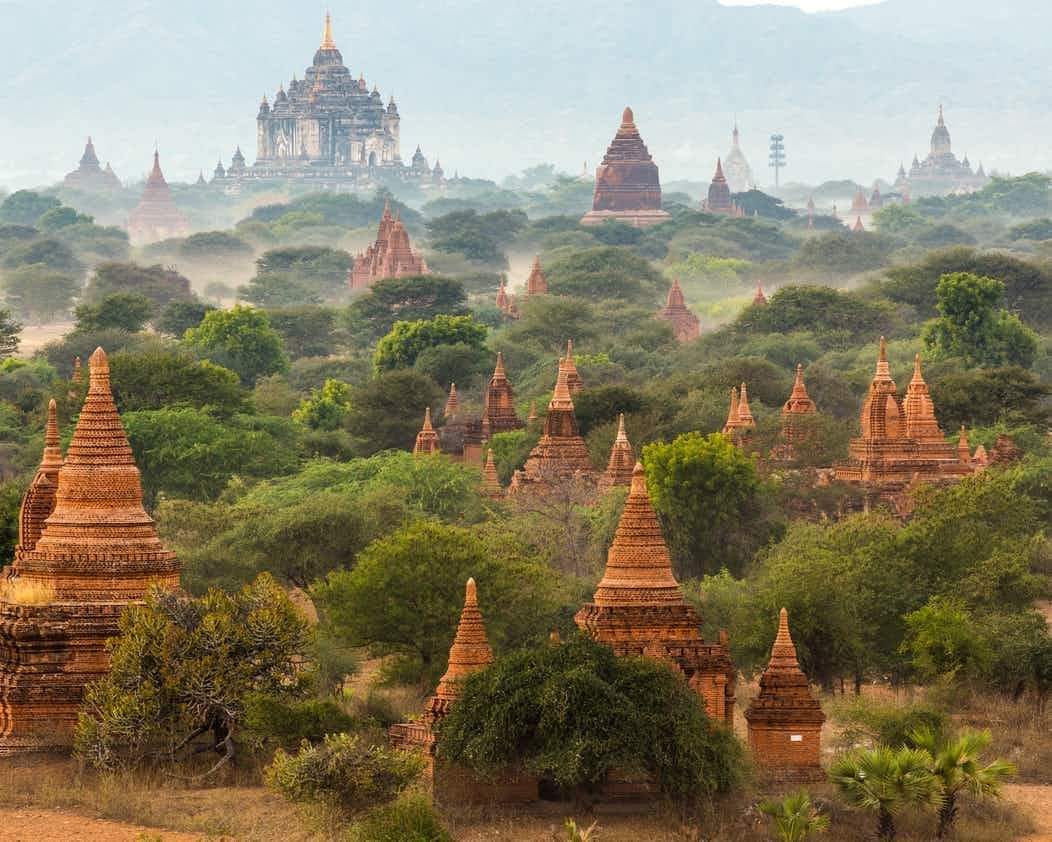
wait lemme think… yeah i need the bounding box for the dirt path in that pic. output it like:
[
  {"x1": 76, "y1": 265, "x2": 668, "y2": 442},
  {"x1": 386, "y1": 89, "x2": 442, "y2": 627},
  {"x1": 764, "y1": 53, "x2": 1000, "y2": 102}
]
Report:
[
  {"x1": 0, "y1": 806, "x2": 202, "y2": 841},
  {"x1": 1004, "y1": 784, "x2": 1052, "y2": 842}
]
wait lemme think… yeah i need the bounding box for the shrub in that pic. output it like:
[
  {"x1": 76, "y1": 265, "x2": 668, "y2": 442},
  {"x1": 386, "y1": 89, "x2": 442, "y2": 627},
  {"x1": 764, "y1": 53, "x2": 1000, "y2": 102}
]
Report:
[
  {"x1": 265, "y1": 733, "x2": 424, "y2": 812},
  {"x1": 242, "y1": 694, "x2": 357, "y2": 751},
  {"x1": 350, "y1": 793, "x2": 452, "y2": 842}
]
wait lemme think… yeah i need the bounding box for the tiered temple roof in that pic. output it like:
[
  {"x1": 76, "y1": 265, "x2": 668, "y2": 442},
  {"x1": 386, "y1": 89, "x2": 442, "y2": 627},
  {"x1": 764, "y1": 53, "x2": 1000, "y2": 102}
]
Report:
[
  {"x1": 444, "y1": 383, "x2": 459, "y2": 419},
  {"x1": 413, "y1": 407, "x2": 441, "y2": 456},
  {"x1": 575, "y1": 463, "x2": 735, "y2": 723},
  {"x1": 127, "y1": 151, "x2": 189, "y2": 246},
  {"x1": 703, "y1": 158, "x2": 743, "y2": 216},
  {"x1": 722, "y1": 124, "x2": 754, "y2": 193},
  {"x1": 723, "y1": 383, "x2": 756, "y2": 446},
  {"x1": 0, "y1": 348, "x2": 181, "y2": 753},
  {"x1": 482, "y1": 450, "x2": 502, "y2": 496},
  {"x1": 560, "y1": 340, "x2": 583, "y2": 396},
  {"x1": 525, "y1": 256, "x2": 548, "y2": 297},
  {"x1": 745, "y1": 609, "x2": 825, "y2": 781},
  {"x1": 63, "y1": 137, "x2": 121, "y2": 193},
  {"x1": 581, "y1": 107, "x2": 670, "y2": 228},
  {"x1": 349, "y1": 202, "x2": 428, "y2": 290},
  {"x1": 775, "y1": 365, "x2": 817, "y2": 460},
  {"x1": 657, "y1": 279, "x2": 700, "y2": 343},
  {"x1": 598, "y1": 414, "x2": 635, "y2": 492},
  {"x1": 482, "y1": 352, "x2": 523, "y2": 434}
]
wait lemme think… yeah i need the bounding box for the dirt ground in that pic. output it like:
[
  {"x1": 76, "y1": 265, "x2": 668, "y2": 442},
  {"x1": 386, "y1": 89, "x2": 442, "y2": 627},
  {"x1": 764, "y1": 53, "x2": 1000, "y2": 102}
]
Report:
[{"x1": 0, "y1": 806, "x2": 199, "y2": 841}]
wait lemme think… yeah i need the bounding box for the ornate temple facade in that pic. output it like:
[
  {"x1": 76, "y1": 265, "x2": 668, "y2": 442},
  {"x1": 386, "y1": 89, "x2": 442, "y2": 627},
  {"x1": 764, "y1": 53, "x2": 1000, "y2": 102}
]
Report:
[
  {"x1": 63, "y1": 138, "x2": 121, "y2": 193},
  {"x1": 126, "y1": 152, "x2": 190, "y2": 246},
  {"x1": 702, "y1": 159, "x2": 744, "y2": 217},
  {"x1": 576, "y1": 463, "x2": 736, "y2": 724},
  {"x1": 897, "y1": 106, "x2": 989, "y2": 197},
  {"x1": 745, "y1": 609, "x2": 825, "y2": 782},
  {"x1": 834, "y1": 342, "x2": 977, "y2": 510},
  {"x1": 0, "y1": 349, "x2": 181, "y2": 753},
  {"x1": 722, "y1": 125, "x2": 754, "y2": 194},
  {"x1": 349, "y1": 202, "x2": 428, "y2": 290},
  {"x1": 656, "y1": 278, "x2": 700, "y2": 343},
  {"x1": 581, "y1": 108, "x2": 670, "y2": 229}
]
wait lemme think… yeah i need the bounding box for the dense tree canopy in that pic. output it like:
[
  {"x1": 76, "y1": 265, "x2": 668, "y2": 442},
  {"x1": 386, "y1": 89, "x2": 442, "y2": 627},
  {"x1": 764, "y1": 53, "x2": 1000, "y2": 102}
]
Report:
[{"x1": 184, "y1": 306, "x2": 289, "y2": 385}]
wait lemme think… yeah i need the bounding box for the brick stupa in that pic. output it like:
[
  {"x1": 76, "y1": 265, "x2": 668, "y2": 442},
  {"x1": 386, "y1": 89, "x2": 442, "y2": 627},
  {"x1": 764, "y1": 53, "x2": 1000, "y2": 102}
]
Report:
[
  {"x1": 723, "y1": 383, "x2": 756, "y2": 445},
  {"x1": 444, "y1": 383, "x2": 459, "y2": 419},
  {"x1": 576, "y1": 463, "x2": 735, "y2": 722},
  {"x1": 560, "y1": 339, "x2": 583, "y2": 396},
  {"x1": 581, "y1": 107, "x2": 670, "y2": 229},
  {"x1": 774, "y1": 364, "x2": 818, "y2": 460},
  {"x1": 511, "y1": 357, "x2": 595, "y2": 490},
  {"x1": 349, "y1": 201, "x2": 428, "y2": 290},
  {"x1": 702, "y1": 158, "x2": 742, "y2": 216},
  {"x1": 482, "y1": 450, "x2": 502, "y2": 496},
  {"x1": 0, "y1": 349, "x2": 181, "y2": 753},
  {"x1": 657, "y1": 278, "x2": 700, "y2": 343},
  {"x1": 745, "y1": 608, "x2": 825, "y2": 782},
  {"x1": 598, "y1": 414, "x2": 635, "y2": 492},
  {"x1": 126, "y1": 151, "x2": 189, "y2": 246},
  {"x1": 413, "y1": 407, "x2": 441, "y2": 456},
  {"x1": 525, "y1": 256, "x2": 548, "y2": 297}
]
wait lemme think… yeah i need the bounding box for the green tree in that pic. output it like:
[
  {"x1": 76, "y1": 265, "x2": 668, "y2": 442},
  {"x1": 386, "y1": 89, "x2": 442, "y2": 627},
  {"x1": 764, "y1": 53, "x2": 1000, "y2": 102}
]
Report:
[
  {"x1": 75, "y1": 574, "x2": 311, "y2": 775},
  {"x1": 830, "y1": 746, "x2": 938, "y2": 841},
  {"x1": 238, "y1": 272, "x2": 320, "y2": 307},
  {"x1": 184, "y1": 305, "x2": 289, "y2": 385},
  {"x1": 37, "y1": 206, "x2": 93, "y2": 231},
  {"x1": 792, "y1": 230, "x2": 895, "y2": 277},
  {"x1": 546, "y1": 246, "x2": 666, "y2": 304},
  {"x1": 109, "y1": 347, "x2": 246, "y2": 416},
  {"x1": 426, "y1": 209, "x2": 527, "y2": 265},
  {"x1": 0, "y1": 190, "x2": 60, "y2": 225},
  {"x1": 345, "y1": 275, "x2": 468, "y2": 341},
  {"x1": 901, "y1": 597, "x2": 992, "y2": 684},
  {"x1": 155, "y1": 299, "x2": 215, "y2": 337},
  {"x1": 412, "y1": 342, "x2": 490, "y2": 391},
  {"x1": 345, "y1": 371, "x2": 444, "y2": 453},
  {"x1": 254, "y1": 246, "x2": 352, "y2": 300},
  {"x1": 759, "y1": 791, "x2": 830, "y2": 842},
  {"x1": 265, "y1": 306, "x2": 337, "y2": 359},
  {"x1": 84, "y1": 262, "x2": 194, "y2": 309},
  {"x1": 374, "y1": 314, "x2": 487, "y2": 372},
  {"x1": 0, "y1": 309, "x2": 22, "y2": 359},
  {"x1": 74, "y1": 292, "x2": 153, "y2": 332},
  {"x1": 735, "y1": 285, "x2": 893, "y2": 349},
  {"x1": 1, "y1": 238, "x2": 81, "y2": 274},
  {"x1": 294, "y1": 379, "x2": 352, "y2": 431},
  {"x1": 437, "y1": 635, "x2": 744, "y2": 804},
  {"x1": 929, "y1": 366, "x2": 1050, "y2": 429},
  {"x1": 642, "y1": 432, "x2": 770, "y2": 577},
  {"x1": 179, "y1": 231, "x2": 253, "y2": 259},
  {"x1": 923, "y1": 272, "x2": 1038, "y2": 367},
  {"x1": 910, "y1": 727, "x2": 1015, "y2": 838},
  {"x1": 314, "y1": 521, "x2": 560, "y2": 682},
  {"x1": 2, "y1": 264, "x2": 79, "y2": 322}
]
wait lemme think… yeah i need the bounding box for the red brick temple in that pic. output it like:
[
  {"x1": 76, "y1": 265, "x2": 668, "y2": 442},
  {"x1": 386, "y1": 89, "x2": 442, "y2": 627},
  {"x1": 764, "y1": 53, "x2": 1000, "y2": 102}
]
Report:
[
  {"x1": 656, "y1": 278, "x2": 700, "y2": 343},
  {"x1": 598, "y1": 413, "x2": 635, "y2": 492},
  {"x1": 440, "y1": 353, "x2": 525, "y2": 464},
  {"x1": 745, "y1": 608, "x2": 825, "y2": 782},
  {"x1": 0, "y1": 349, "x2": 181, "y2": 753},
  {"x1": 349, "y1": 201, "x2": 428, "y2": 290},
  {"x1": 702, "y1": 158, "x2": 743, "y2": 217},
  {"x1": 581, "y1": 107, "x2": 670, "y2": 229},
  {"x1": 126, "y1": 151, "x2": 189, "y2": 246},
  {"x1": 722, "y1": 383, "x2": 756, "y2": 445},
  {"x1": 773, "y1": 364, "x2": 818, "y2": 460},
  {"x1": 524, "y1": 256, "x2": 548, "y2": 297},
  {"x1": 413, "y1": 407, "x2": 441, "y2": 456},
  {"x1": 560, "y1": 340, "x2": 583, "y2": 396}
]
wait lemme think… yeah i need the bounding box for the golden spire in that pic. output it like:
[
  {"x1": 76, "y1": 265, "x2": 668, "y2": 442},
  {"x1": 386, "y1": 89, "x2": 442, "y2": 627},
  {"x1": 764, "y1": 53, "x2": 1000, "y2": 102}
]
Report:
[{"x1": 321, "y1": 12, "x2": 335, "y2": 49}]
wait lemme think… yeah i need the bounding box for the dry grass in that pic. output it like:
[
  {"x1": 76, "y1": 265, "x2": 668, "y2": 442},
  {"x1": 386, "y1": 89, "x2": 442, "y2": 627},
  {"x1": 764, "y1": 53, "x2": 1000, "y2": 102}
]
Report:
[{"x1": 0, "y1": 578, "x2": 56, "y2": 605}]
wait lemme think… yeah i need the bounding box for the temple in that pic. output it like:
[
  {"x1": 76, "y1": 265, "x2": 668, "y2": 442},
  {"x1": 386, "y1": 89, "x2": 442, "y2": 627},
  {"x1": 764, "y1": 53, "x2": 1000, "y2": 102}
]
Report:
[
  {"x1": 722, "y1": 124, "x2": 754, "y2": 193},
  {"x1": 598, "y1": 414, "x2": 635, "y2": 493},
  {"x1": 126, "y1": 151, "x2": 190, "y2": 246},
  {"x1": 510, "y1": 354, "x2": 595, "y2": 490},
  {"x1": 482, "y1": 450, "x2": 502, "y2": 496},
  {"x1": 349, "y1": 202, "x2": 428, "y2": 289},
  {"x1": 745, "y1": 609, "x2": 825, "y2": 782},
  {"x1": 656, "y1": 278, "x2": 700, "y2": 343},
  {"x1": 774, "y1": 364, "x2": 818, "y2": 460},
  {"x1": 440, "y1": 353, "x2": 524, "y2": 464},
  {"x1": 702, "y1": 159, "x2": 744, "y2": 217},
  {"x1": 0, "y1": 349, "x2": 181, "y2": 753},
  {"x1": 899, "y1": 106, "x2": 989, "y2": 197},
  {"x1": 413, "y1": 407, "x2": 441, "y2": 456},
  {"x1": 834, "y1": 343, "x2": 976, "y2": 510},
  {"x1": 524, "y1": 256, "x2": 548, "y2": 297},
  {"x1": 561, "y1": 340, "x2": 583, "y2": 396},
  {"x1": 722, "y1": 383, "x2": 756, "y2": 445},
  {"x1": 581, "y1": 108, "x2": 670, "y2": 228},
  {"x1": 443, "y1": 383, "x2": 459, "y2": 419},
  {"x1": 62, "y1": 138, "x2": 121, "y2": 193},
  {"x1": 575, "y1": 463, "x2": 736, "y2": 724}
]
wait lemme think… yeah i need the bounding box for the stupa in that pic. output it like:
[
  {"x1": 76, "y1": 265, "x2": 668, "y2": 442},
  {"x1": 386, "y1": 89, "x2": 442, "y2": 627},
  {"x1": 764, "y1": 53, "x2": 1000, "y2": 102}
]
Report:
[
  {"x1": 598, "y1": 414, "x2": 635, "y2": 492},
  {"x1": 349, "y1": 202, "x2": 428, "y2": 289},
  {"x1": 702, "y1": 158, "x2": 743, "y2": 216},
  {"x1": 524, "y1": 256, "x2": 548, "y2": 297},
  {"x1": 482, "y1": 450, "x2": 502, "y2": 496},
  {"x1": 126, "y1": 151, "x2": 190, "y2": 246},
  {"x1": 560, "y1": 339, "x2": 583, "y2": 396},
  {"x1": 722, "y1": 124, "x2": 754, "y2": 193},
  {"x1": 63, "y1": 137, "x2": 121, "y2": 193},
  {"x1": 444, "y1": 383, "x2": 459, "y2": 419},
  {"x1": 0, "y1": 349, "x2": 181, "y2": 753},
  {"x1": 774, "y1": 364, "x2": 817, "y2": 460},
  {"x1": 753, "y1": 285, "x2": 767, "y2": 306},
  {"x1": 656, "y1": 279, "x2": 700, "y2": 343},
  {"x1": 581, "y1": 107, "x2": 670, "y2": 228},
  {"x1": 745, "y1": 609, "x2": 825, "y2": 782},
  {"x1": 413, "y1": 407, "x2": 441, "y2": 455},
  {"x1": 575, "y1": 463, "x2": 736, "y2": 723}
]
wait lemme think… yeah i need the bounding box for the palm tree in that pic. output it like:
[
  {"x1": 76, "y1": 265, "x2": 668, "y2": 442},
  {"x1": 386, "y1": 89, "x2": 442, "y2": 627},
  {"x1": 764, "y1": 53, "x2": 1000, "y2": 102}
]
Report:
[
  {"x1": 910, "y1": 726, "x2": 1016, "y2": 838},
  {"x1": 759, "y1": 790, "x2": 830, "y2": 842},
  {"x1": 830, "y1": 745, "x2": 937, "y2": 840}
]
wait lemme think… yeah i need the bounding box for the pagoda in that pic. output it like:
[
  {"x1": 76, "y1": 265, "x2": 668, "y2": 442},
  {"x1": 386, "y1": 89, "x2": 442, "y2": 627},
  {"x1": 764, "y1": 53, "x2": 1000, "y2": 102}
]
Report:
[
  {"x1": 581, "y1": 107, "x2": 670, "y2": 228},
  {"x1": 510, "y1": 357, "x2": 595, "y2": 490},
  {"x1": 524, "y1": 256, "x2": 548, "y2": 297},
  {"x1": 482, "y1": 450, "x2": 502, "y2": 497},
  {"x1": 901, "y1": 106, "x2": 989, "y2": 197},
  {"x1": 443, "y1": 383, "x2": 459, "y2": 419},
  {"x1": 745, "y1": 609, "x2": 825, "y2": 782},
  {"x1": 448, "y1": 353, "x2": 525, "y2": 464},
  {"x1": 722, "y1": 124, "x2": 754, "y2": 193},
  {"x1": 702, "y1": 158, "x2": 743, "y2": 216},
  {"x1": 834, "y1": 342, "x2": 974, "y2": 509},
  {"x1": 775, "y1": 364, "x2": 818, "y2": 460},
  {"x1": 413, "y1": 407, "x2": 441, "y2": 456},
  {"x1": 575, "y1": 463, "x2": 736, "y2": 724},
  {"x1": 560, "y1": 339, "x2": 583, "y2": 396},
  {"x1": 0, "y1": 349, "x2": 181, "y2": 753},
  {"x1": 753, "y1": 285, "x2": 768, "y2": 306},
  {"x1": 126, "y1": 151, "x2": 189, "y2": 246},
  {"x1": 63, "y1": 138, "x2": 121, "y2": 193},
  {"x1": 656, "y1": 278, "x2": 700, "y2": 343},
  {"x1": 598, "y1": 414, "x2": 635, "y2": 492},
  {"x1": 495, "y1": 278, "x2": 517, "y2": 316},
  {"x1": 349, "y1": 202, "x2": 428, "y2": 290}
]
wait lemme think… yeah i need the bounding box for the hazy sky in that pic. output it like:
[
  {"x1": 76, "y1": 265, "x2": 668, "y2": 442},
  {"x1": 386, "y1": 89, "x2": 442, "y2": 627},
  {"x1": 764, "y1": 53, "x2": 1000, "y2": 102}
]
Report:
[{"x1": 719, "y1": 0, "x2": 883, "y2": 9}]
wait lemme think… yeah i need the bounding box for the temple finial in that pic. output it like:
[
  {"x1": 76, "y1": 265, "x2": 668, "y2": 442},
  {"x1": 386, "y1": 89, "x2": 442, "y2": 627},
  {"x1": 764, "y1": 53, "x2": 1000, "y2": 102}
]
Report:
[
  {"x1": 464, "y1": 577, "x2": 477, "y2": 607},
  {"x1": 321, "y1": 11, "x2": 335, "y2": 49}
]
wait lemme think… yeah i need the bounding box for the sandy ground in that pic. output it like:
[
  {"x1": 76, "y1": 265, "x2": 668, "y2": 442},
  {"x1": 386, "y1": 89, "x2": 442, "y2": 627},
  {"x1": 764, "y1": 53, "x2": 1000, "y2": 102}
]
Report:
[
  {"x1": 17, "y1": 322, "x2": 73, "y2": 357},
  {"x1": 1004, "y1": 785, "x2": 1052, "y2": 842},
  {"x1": 0, "y1": 806, "x2": 200, "y2": 841}
]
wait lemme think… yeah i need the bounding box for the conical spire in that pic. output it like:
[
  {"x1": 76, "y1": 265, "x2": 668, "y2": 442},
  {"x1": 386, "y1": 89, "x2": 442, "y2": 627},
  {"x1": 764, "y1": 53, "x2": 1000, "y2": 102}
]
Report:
[
  {"x1": 958, "y1": 426, "x2": 971, "y2": 463},
  {"x1": 723, "y1": 386, "x2": 740, "y2": 434},
  {"x1": 744, "y1": 608, "x2": 824, "y2": 730},
  {"x1": 713, "y1": 157, "x2": 727, "y2": 183},
  {"x1": 599, "y1": 413, "x2": 635, "y2": 491},
  {"x1": 791, "y1": 364, "x2": 807, "y2": 398},
  {"x1": 737, "y1": 382, "x2": 755, "y2": 427},
  {"x1": 71, "y1": 356, "x2": 82, "y2": 384},
  {"x1": 16, "y1": 400, "x2": 64, "y2": 556},
  {"x1": 42, "y1": 399, "x2": 62, "y2": 470},
  {"x1": 432, "y1": 578, "x2": 493, "y2": 703},
  {"x1": 482, "y1": 450, "x2": 501, "y2": 495},
  {"x1": 413, "y1": 407, "x2": 440, "y2": 455},
  {"x1": 549, "y1": 364, "x2": 575, "y2": 411},
  {"x1": 874, "y1": 336, "x2": 892, "y2": 382},
  {"x1": 494, "y1": 351, "x2": 506, "y2": 378},
  {"x1": 592, "y1": 463, "x2": 684, "y2": 606},
  {"x1": 753, "y1": 284, "x2": 767, "y2": 305},
  {"x1": 560, "y1": 339, "x2": 583, "y2": 395},
  {"x1": 444, "y1": 382, "x2": 459, "y2": 418},
  {"x1": 320, "y1": 11, "x2": 336, "y2": 49},
  {"x1": 666, "y1": 278, "x2": 685, "y2": 308},
  {"x1": 527, "y1": 401, "x2": 537, "y2": 423},
  {"x1": 782, "y1": 364, "x2": 816, "y2": 418},
  {"x1": 770, "y1": 608, "x2": 799, "y2": 669},
  {"x1": 525, "y1": 255, "x2": 548, "y2": 296}
]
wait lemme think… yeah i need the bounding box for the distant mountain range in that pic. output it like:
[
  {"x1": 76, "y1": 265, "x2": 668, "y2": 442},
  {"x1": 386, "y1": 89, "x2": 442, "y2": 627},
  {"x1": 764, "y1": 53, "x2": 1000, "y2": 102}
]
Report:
[{"x1": 1, "y1": 0, "x2": 1049, "y2": 190}]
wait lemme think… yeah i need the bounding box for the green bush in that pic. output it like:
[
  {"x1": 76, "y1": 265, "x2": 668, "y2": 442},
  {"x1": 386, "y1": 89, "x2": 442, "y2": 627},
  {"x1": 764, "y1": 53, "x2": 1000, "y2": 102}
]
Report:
[
  {"x1": 835, "y1": 698, "x2": 949, "y2": 750},
  {"x1": 265, "y1": 733, "x2": 424, "y2": 812},
  {"x1": 350, "y1": 793, "x2": 452, "y2": 842},
  {"x1": 242, "y1": 694, "x2": 357, "y2": 751}
]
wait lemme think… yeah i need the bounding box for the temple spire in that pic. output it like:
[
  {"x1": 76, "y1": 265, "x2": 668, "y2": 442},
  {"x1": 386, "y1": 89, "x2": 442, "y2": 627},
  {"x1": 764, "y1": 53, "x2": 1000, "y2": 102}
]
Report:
[
  {"x1": 737, "y1": 382, "x2": 755, "y2": 426},
  {"x1": 599, "y1": 413, "x2": 635, "y2": 491},
  {"x1": 431, "y1": 577, "x2": 493, "y2": 704},
  {"x1": 321, "y1": 12, "x2": 335, "y2": 49},
  {"x1": 874, "y1": 336, "x2": 892, "y2": 381},
  {"x1": 444, "y1": 382, "x2": 459, "y2": 417}
]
